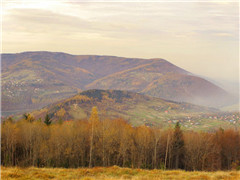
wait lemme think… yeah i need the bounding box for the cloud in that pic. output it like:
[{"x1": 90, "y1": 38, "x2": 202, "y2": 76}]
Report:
[
  {"x1": 2, "y1": 1, "x2": 239, "y2": 82},
  {"x1": 3, "y1": 1, "x2": 238, "y2": 40},
  {"x1": 3, "y1": 9, "x2": 90, "y2": 32}
]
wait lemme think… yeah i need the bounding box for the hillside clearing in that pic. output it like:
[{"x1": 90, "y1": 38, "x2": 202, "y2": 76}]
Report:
[{"x1": 1, "y1": 166, "x2": 240, "y2": 180}]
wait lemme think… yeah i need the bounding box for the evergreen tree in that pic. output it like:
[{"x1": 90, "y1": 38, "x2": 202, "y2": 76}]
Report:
[
  {"x1": 44, "y1": 113, "x2": 52, "y2": 126},
  {"x1": 171, "y1": 121, "x2": 185, "y2": 169},
  {"x1": 23, "y1": 113, "x2": 35, "y2": 123},
  {"x1": 23, "y1": 113, "x2": 28, "y2": 120}
]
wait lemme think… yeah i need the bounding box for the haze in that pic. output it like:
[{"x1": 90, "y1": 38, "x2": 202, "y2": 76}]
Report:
[{"x1": 2, "y1": 0, "x2": 239, "y2": 86}]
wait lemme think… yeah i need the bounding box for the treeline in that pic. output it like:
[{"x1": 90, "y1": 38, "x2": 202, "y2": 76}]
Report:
[{"x1": 1, "y1": 107, "x2": 240, "y2": 171}]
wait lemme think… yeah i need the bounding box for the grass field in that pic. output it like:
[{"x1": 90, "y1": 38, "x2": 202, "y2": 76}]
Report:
[{"x1": 1, "y1": 166, "x2": 240, "y2": 180}]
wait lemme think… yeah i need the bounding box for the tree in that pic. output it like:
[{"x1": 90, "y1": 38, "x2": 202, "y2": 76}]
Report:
[
  {"x1": 184, "y1": 132, "x2": 220, "y2": 171},
  {"x1": 44, "y1": 114, "x2": 51, "y2": 126},
  {"x1": 164, "y1": 131, "x2": 170, "y2": 170},
  {"x1": 23, "y1": 113, "x2": 35, "y2": 123},
  {"x1": 153, "y1": 127, "x2": 161, "y2": 169},
  {"x1": 89, "y1": 106, "x2": 99, "y2": 168},
  {"x1": 2, "y1": 110, "x2": 240, "y2": 170},
  {"x1": 1, "y1": 121, "x2": 18, "y2": 166},
  {"x1": 6, "y1": 117, "x2": 14, "y2": 123},
  {"x1": 171, "y1": 122, "x2": 185, "y2": 169}
]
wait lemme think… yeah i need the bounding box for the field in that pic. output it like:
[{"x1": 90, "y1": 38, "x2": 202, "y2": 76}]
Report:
[{"x1": 1, "y1": 166, "x2": 240, "y2": 180}]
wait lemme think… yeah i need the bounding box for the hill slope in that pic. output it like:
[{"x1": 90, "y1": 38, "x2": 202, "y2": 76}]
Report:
[
  {"x1": 32, "y1": 89, "x2": 218, "y2": 127},
  {"x1": 1, "y1": 51, "x2": 234, "y2": 115}
]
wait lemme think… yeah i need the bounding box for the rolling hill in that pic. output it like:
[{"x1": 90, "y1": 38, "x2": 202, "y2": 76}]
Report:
[
  {"x1": 31, "y1": 89, "x2": 220, "y2": 127},
  {"x1": 1, "y1": 51, "x2": 235, "y2": 116}
]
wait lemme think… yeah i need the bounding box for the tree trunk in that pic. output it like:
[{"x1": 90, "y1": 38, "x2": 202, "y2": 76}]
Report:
[
  {"x1": 89, "y1": 123, "x2": 94, "y2": 168},
  {"x1": 165, "y1": 134, "x2": 170, "y2": 170}
]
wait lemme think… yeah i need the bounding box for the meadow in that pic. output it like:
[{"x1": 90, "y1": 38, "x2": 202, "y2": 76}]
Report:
[{"x1": 1, "y1": 166, "x2": 240, "y2": 180}]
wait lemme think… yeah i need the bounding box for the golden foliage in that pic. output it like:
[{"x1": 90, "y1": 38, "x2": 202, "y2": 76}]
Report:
[
  {"x1": 56, "y1": 107, "x2": 66, "y2": 117},
  {"x1": 72, "y1": 95, "x2": 92, "y2": 102},
  {"x1": 89, "y1": 106, "x2": 99, "y2": 124},
  {"x1": 1, "y1": 113, "x2": 240, "y2": 171}
]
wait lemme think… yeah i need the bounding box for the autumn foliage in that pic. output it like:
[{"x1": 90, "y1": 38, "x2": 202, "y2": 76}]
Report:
[{"x1": 1, "y1": 109, "x2": 240, "y2": 171}]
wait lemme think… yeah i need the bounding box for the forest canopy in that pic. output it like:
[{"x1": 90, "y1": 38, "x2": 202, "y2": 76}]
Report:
[{"x1": 1, "y1": 108, "x2": 240, "y2": 171}]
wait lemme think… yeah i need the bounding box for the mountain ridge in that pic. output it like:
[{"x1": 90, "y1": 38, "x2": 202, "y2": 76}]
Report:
[{"x1": 1, "y1": 51, "x2": 235, "y2": 116}]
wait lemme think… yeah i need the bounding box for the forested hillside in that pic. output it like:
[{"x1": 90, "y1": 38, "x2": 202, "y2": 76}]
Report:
[
  {"x1": 28, "y1": 89, "x2": 224, "y2": 129},
  {"x1": 2, "y1": 51, "x2": 234, "y2": 117},
  {"x1": 2, "y1": 107, "x2": 240, "y2": 171}
]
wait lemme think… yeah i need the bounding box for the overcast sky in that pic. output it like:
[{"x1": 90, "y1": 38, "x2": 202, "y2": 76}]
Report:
[{"x1": 2, "y1": 0, "x2": 239, "y2": 83}]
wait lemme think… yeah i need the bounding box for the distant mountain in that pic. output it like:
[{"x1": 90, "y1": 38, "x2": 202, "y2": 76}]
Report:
[
  {"x1": 31, "y1": 89, "x2": 218, "y2": 126},
  {"x1": 1, "y1": 51, "x2": 235, "y2": 115}
]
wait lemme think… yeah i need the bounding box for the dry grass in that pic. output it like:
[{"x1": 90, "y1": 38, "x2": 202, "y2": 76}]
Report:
[{"x1": 1, "y1": 166, "x2": 240, "y2": 180}]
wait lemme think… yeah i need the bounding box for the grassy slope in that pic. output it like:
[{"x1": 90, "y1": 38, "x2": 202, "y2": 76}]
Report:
[{"x1": 1, "y1": 166, "x2": 240, "y2": 180}]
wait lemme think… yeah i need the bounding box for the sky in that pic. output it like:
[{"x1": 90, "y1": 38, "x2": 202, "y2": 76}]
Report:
[{"x1": 1, "y1": 0, "x2": 239, "y2": 86}]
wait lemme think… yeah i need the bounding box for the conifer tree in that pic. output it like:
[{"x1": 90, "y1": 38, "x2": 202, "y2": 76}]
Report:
[
  {"x1": 23, "y1": 113, "x2": 35, "y2": 123},
  {"x1": 171, "y1": 121, "x2": 185, "y2": 169},
  {"x1": 44, "y1": 113, "x2": 51, "y2": 126}
]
